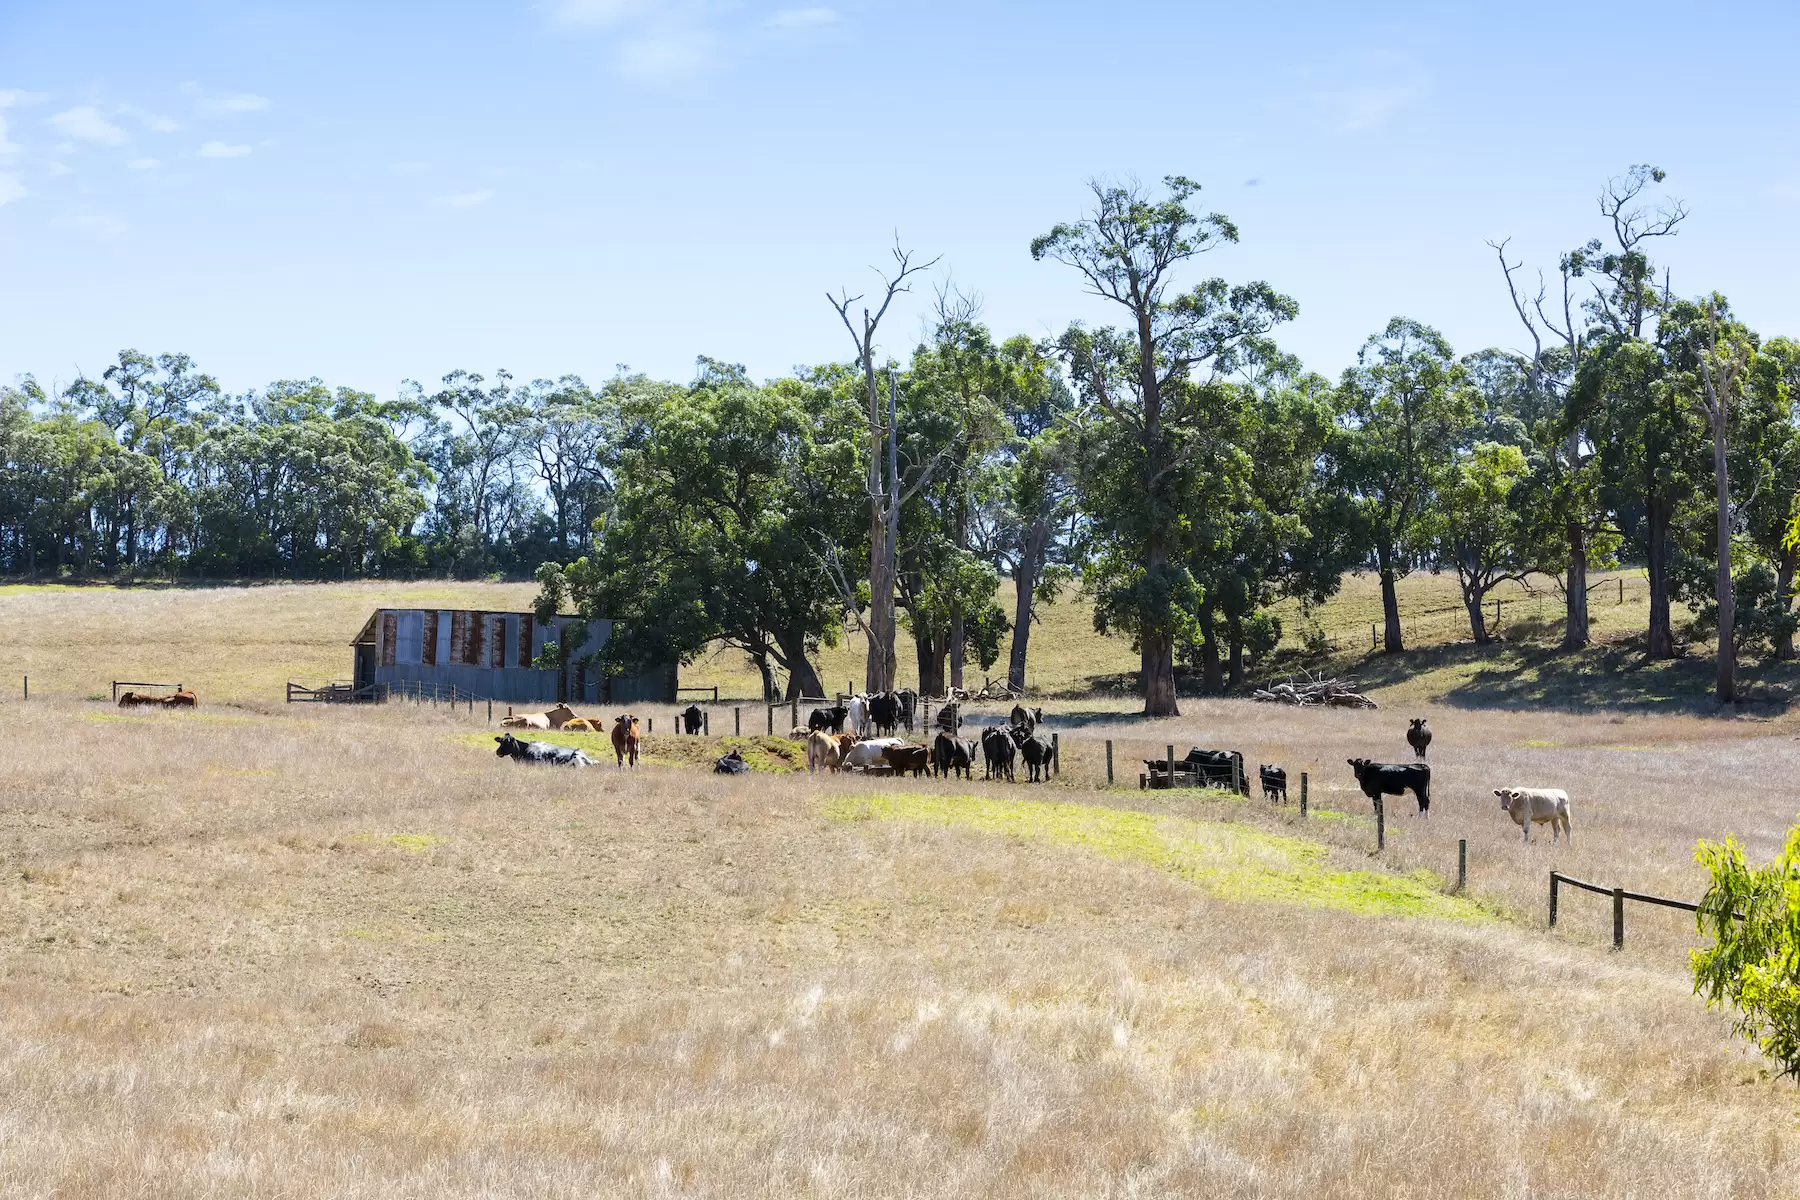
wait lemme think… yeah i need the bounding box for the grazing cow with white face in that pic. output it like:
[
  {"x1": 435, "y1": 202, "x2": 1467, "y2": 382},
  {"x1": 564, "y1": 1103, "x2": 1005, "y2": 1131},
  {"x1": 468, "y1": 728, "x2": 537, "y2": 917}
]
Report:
[{"x1": 1495, "y1": 787, "x2": 1572, "y2": 843}]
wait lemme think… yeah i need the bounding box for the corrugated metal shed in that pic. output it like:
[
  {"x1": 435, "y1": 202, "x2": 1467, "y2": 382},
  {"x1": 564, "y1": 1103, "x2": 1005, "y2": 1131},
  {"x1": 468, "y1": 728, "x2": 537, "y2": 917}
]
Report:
[{"x1": 351, "y1": 608, "x2": 676, "y2": 705}]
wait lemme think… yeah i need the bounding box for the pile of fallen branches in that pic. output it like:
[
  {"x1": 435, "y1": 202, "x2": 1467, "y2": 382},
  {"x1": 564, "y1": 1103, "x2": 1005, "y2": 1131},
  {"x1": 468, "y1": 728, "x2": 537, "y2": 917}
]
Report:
[{"x1": 1251, "y1": 671, "x2": 1378, "y2": 709}]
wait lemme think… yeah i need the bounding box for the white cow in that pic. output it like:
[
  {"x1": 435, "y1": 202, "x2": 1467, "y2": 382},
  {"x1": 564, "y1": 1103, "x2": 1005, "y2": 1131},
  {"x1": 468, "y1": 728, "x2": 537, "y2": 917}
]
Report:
[
  {"x1": 846, "y1": 694, "x2": 871, "y2": 738},
  {"x1": 841, "y1": 737, "x2": 903, "y2": 771},
  {"x1": 1494, "y1": 787, "x2": 1572, "y2": 843}
]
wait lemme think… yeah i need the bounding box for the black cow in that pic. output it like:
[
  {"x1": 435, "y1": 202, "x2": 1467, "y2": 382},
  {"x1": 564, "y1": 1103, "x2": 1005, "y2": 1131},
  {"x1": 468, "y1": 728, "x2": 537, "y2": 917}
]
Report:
[
  {"x1": 713, "y1": 749, "x2": 749, "y2": 774},
  {"x1": 932, "y1": 731, "x2": 976, "y2": 779},
  {"x1": 869, "y1": 691, "x2": 902, "y2": 736},
  {"x1": 896, "y1": 688, "x2": 918, "y2": 733},
  {"x1": 1010, "y1": 725, "x2": 1054, "y2": 782},
  {"x1": 1009, "y1": 704, "x2": 1045, "y2": 733},
  {"x1": 681, "y1": 704, "x2": 704, "y2": 735},
  {"x1": 808, "y1": 705, "x2": 848, "y2": 733},
  {"x1": 1407, "y1": 718, "x2": 1432, "y2": 760},
  {"x1": 1347, "y1": 758, "x2": 1432, "y2": 815},
  {"x1": 1141, "y1": 748, "x2": 1249, "y2": 794},
  {"x1": 980, "y1": 726, "x2": 1016, "y2": 782},
  {"x1": 1259, "y1": 764, "x2": 1287, "y2": 803},
  {"x1": 936, "y1": 701, "x2": 960, "y2": 732},
  {"x1": 494, "y1": 733, "x2": 594, "y2": 767}
]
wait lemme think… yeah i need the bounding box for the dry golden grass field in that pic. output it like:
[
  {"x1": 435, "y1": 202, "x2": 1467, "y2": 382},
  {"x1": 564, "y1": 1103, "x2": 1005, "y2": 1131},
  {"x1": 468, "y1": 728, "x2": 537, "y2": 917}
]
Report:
[{"x1": 2, "y1": 581, "x2": 1800, "y2": 1196}]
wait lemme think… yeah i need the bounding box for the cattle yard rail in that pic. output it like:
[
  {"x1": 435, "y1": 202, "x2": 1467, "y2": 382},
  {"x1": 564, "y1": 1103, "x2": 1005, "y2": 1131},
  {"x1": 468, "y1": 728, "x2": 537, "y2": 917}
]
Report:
[
  {"x1": 677, "y1": 685, "x2": 720, "y2": 702},
  {"x1": 113, "y1": 680, "x2": 183, "y2": 702},
  {"x1": 1548, "y1": 870, "x2": 1707, "y2": 950}
]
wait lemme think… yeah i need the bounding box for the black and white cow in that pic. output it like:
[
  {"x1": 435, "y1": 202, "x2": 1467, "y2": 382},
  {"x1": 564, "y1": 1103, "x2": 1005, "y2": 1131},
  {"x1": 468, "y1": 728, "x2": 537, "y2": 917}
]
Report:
[{"x1": 495, "y1": 733, "x2": 594, "y2": 767}]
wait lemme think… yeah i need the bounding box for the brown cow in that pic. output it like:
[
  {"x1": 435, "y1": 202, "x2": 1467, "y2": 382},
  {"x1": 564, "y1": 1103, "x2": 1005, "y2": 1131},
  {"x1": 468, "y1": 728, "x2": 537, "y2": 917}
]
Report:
[
  {"x1": 160, "y1": 691, "x2": 198, "y2": 708},
  {"x1": 561, "y1": 716, "x2": 601, "y2": 732},
  {"x1": 807, "y1": 729, "x2": 843, "y2": 774},
  {"x1": 610, "y1": 714, "x2": 641, "y2": 768},
  {"x1": 501, "y1": 703, "x2": 576, "y2": 731}
]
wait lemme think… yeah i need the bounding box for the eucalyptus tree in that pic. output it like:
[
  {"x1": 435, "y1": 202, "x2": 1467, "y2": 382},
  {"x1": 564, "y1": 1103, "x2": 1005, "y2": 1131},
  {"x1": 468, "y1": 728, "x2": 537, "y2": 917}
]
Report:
[
  {"x1": 1336, "y1": 318, "x2": 1472, "y2": 653},
  {"x1": 1033, "y1": 175, "x2": 1295, "y2": 715},
  {"x1": 509, "y1": 375, "x2": 618, "y2": 560}
]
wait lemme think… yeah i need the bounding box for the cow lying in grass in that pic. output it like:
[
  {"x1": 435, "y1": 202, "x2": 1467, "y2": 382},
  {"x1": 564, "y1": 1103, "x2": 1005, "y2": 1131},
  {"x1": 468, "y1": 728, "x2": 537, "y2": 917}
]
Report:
[
  {"x1": 1347, "y1": 758, "x2": 1431, "y2": 815},
  {"x1": 118, "y1": 691, "x2": 199, "y2": 709},
  {"x1": 501, "y1": 703, "x2": 575, "y2": 731},
  {"x1": 494, "y1": 733, "x2": 593, "y2": 767},
  {"x1": 1495, "y1": 787, "x2": 1572, "y2": 843},
  {"x1": 714, "y1": 749, "x2": 748, "y2": 774}
]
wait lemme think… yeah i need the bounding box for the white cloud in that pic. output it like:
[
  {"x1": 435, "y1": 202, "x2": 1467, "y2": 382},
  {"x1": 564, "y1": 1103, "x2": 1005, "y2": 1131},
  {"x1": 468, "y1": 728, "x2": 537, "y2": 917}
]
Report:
[
  {"x1": 50, "y1": 105, "x2": 127, "y2": 145},
  {"x1": 616, "y1": 28, "x2": 716, "y2": 79},
  {"x1": 199, "y1": 140, "x2": 251, "y2": 158},
  {"x1": 434, "y1": 189, "x2": 493, "y2": 209},
  {"x1": 0, "y1": 90, "x2": 49, "y2": 109},
  {"x1": 144, "y1": 114, "x2": 180, "y2": 133},
  {"x1": 128, "y1": 156, "x2": 163, "y2": 170},
  {"x1": 180, "y1": 82, "x2": 271, "y2": 115},
  {"x1": 767, "y1": 7, "x2": 837, "y2": 28},
  {"x1": 1318, "y1": 84, "x2": 1417, "y2": 133},
  {"x1": 0, "y1": 172, "x2": 24, "y2": 206},
  {"x1": 0, "y1": 115, "x2": 17, "y2": 156}
]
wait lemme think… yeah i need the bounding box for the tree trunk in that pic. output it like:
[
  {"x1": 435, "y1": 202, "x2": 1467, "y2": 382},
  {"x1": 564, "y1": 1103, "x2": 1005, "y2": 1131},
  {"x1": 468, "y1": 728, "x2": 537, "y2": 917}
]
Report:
[
  {"x1": 1006, "y1": 536, "x2": 1043, "y2": 692},
  {"x1": 913, "y1": 616, "x2": 944, "y2": 698},
  {"x1": 1713, "y1": 415, "x2": 1735, "y2": 703},
  {"x1": 1646, "y1": 499, "x2": 1675, "y2": 659},
  {"x1": 1198, "y1": 601, "x2": 1223, "y2": 694},
  {"x1": 776, "y1": 628, "x2": 825, "y2": 702},
  {"x1": 1138, "y1": 310, "x2": 1179, "y2": 718},
  {"x1": 949, "y1": 608, "x2": 966, "y2": 691},
  {"x1": 1563, "y1": 520, "x2": 1589, "y2": 650},
  {"x1": 1226, "y1": 610, "x2": 1245, "y2": 691},
  {"x1": 1775, "y1": 549, "x2": 1796, "y2": 661},
  {"x1": 1377, "y1": 544, "x2": 1404, "y2": 653},
  {"x1": 864, "y1": 342, "x2": 891, "y2": 693},
  {"x1": 751, "y1": 647, "x2": 777, "y2": 704},
  {"x1": 1462, "y1": 582, "x2": 1490, "y2": 645}
]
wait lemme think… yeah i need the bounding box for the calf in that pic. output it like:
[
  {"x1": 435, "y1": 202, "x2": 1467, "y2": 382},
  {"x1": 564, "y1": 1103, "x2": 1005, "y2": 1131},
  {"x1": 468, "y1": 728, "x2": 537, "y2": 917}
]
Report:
[
  {"x1": 562, "y1": 717, "x2": 602, "y2": 732},
  {"x1": 881, "y1": 744, "x2": 931, "y2": 777},
  {"x1": 808, "y1": 705, "x2": 848, "y2": 734},
  {"x1": 494, "y1": 733, "x2": 594, "y2": 767},
  {"x1": 714, "y1": 749, "x2": 749, "y2": 775},
  {"x1": 1259, "y1": 764, "x2": 1287, "y2": 803},
  {"x1": 681, "y1": 705, "x2": 704, "y2": 735},
  {"x1": 1347, "y1": 758, "x2": 1431, "y2": 815},
  {"x1": 980, "y1": 726, "x2": 1016, "y2": 782},
  {"x1": 1494, "y1": 787, "x2": 1572, "y2": 843},
  {"x1": 806, "y1": 729, "x2": 842, "y2": 774},
  {"x1": 1407, "y1": 717, "x2": 1432, "y2": 760},
  {"x1": 610, "y1": 715, "x2": 641, "y2": 768},
  {"x1": 932, "y1": 731, "x2": 976, "y2": 779},
  {"x1": 1010, "y1": 725, "x2": 1054, "y2": 783}
]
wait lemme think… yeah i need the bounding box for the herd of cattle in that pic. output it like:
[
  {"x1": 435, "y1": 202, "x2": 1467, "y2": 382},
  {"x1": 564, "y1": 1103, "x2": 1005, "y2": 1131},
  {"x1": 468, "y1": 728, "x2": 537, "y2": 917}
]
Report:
[{"x1": 489, "y1": 703, "x2": 1574, "y2": 843}]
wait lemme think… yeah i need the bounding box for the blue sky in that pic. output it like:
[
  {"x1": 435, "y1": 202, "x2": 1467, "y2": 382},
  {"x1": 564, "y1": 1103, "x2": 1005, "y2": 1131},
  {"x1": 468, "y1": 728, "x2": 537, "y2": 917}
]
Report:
[{"x1": 2, "y1": 0, "x2": 1797, "y2": 398}]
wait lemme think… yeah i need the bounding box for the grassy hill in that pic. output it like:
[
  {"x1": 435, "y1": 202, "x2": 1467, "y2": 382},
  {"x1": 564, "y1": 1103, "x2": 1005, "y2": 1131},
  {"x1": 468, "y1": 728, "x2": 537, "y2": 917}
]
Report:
[{"x1": 3, "y1": 567, "x2": 1787, "y2": 716}]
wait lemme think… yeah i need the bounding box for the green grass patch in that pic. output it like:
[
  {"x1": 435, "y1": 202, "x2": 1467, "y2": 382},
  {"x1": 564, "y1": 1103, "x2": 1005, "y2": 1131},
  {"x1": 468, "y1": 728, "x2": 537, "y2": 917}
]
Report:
[
  {"x1": 824, "y1": 792, "x2": 1483, "y2": 921},
  {"x1": 346, "y1": 832, "x2": 447, "y2": 852}
]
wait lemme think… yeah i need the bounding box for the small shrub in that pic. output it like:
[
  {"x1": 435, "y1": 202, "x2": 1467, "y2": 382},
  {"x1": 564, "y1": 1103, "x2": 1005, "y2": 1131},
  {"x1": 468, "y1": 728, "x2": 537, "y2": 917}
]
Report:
[{"x1": 1691, "y1": 827, "x2": 1800, "y2": 1078}]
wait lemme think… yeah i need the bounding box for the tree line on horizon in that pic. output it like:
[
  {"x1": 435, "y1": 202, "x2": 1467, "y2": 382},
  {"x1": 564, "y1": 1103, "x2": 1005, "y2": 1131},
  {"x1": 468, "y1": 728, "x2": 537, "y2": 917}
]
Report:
[{"x1": 3, "y1": 167, "x2": 1797, "y2": 710}]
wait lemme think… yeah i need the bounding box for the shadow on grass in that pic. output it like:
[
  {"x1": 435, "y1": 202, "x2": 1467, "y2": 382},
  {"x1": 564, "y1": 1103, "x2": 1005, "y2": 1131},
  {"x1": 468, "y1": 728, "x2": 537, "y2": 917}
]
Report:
[{"x1": 1347, "y1": 636, "x2": 1797, "y2": 716}]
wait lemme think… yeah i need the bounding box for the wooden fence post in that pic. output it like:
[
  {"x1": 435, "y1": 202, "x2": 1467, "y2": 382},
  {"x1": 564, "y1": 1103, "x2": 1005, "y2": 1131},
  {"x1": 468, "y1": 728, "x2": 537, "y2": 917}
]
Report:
[
  {"x1": 790, "y1": 698, "x2": 798, "y2": 730},
  {"x1": 1549, "y1": 872, "x2": 1559, "y2": 927},
  {"x1": 735, "y1": 707, "x2": 741, "y2": 736},
  {"x1": 1374, "y1": 797, "x2": 1385, "y2": 851},
  {"x1": 1612, "y1": 886, "x2": 1625, "y2": 950},
  {"x1": 1457, "y1": 838, "x2": 1467, "y2": 891},
  {"x1": 487, "y1": 698, "x2": 492, "y2": 723},
  {"x1": 1618, "y1": 577, "x2": 1624, "y2": 604},
  {"x1": 703, "y1": 711, "x2": 710, "y2": 736},
  {"x1": 21, "y1": 675, "x2": 26, "y2": 700},
  {"x1": 647, "y1": 717, "x2": 653, "y2": 734},
  {"x1": 767, "y1": 705, "x2": 773, "y2": 735},
  {"x1": 1166, "y1": 744, "x2": 1175, "y2": 791},
  {"x1": 1232, "y1": 755, "x2": 1242, "y2": 796},
  {"x1": 1105, "y1": 739, "x2": 1113, "y2": 785},
  {"x1": 1299, "y1": 772, "x2": 1308, "y2": 817},
  {"x1": 1051, "y1": 732, "x2": 1060, "y2": 777}
]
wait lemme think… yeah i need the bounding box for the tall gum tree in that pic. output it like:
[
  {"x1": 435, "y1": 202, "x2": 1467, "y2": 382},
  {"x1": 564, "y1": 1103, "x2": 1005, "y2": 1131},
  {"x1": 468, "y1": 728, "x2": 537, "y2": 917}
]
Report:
[{"x1": 1032, "y1": 175, "x2": 1294, "y2": 716}]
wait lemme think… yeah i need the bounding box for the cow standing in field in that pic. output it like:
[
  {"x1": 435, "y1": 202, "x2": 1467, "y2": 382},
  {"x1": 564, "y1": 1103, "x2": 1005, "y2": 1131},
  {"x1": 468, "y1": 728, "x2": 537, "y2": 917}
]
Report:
[
  {"x1": 843, "y1": 738, "x2": 904, "y2": 771},
  {"x1": 869, "y1": 691, "x2": 901, "y2": 736},
  {"x1": 610, "y1": 715, "x2": 641, "y2": 768},
  {"x1": 1495, "y1": 787, "x2": 1572, "y2": 843},
  {"x1": 981, "y1": 726, "x2": 1016, "y2": 782},
  {"x1": 1407, "y1": 718, "x2": 1432, "y2": 760},
  {"x1": 932, "y1": 731, "x2": 977, "y2": 779},
  {"x1": 681, "y1": 705, "x2": 704, "y2": 735},
  {"x1": 1011, "y1": 726, "x2": 1054, "y2": 783},
  {"x1": 807, "y1": 730, "x2": 843, "y2": 774},
  {"x1": 1347, "y1": 758, "x2": 1431, "y2": 815},
  {"x1": 881, "y1": 745, "x2": 931, "y2": 777},
  {"x1": 847, "y1": 694, "x2": 872, "y2": 738},
  {"x1": 808, "y1": 705, "x2": 848, "y2": 734},
  {"x1": 494, "y1": 733, "x2": 594, "y2": 767},
  {"x1": 1009, "y1": 704, "x2": 1044, "y2": 733},
  {"x1": 896, "y1": 688, "x2": 918, "y2": 733},
  {"x1": 936, "y1": 702, "x2": 960, "y2": 733},
  {"x1": 1260, "y1": 764, "x2": 1287, "y2": 803}
]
